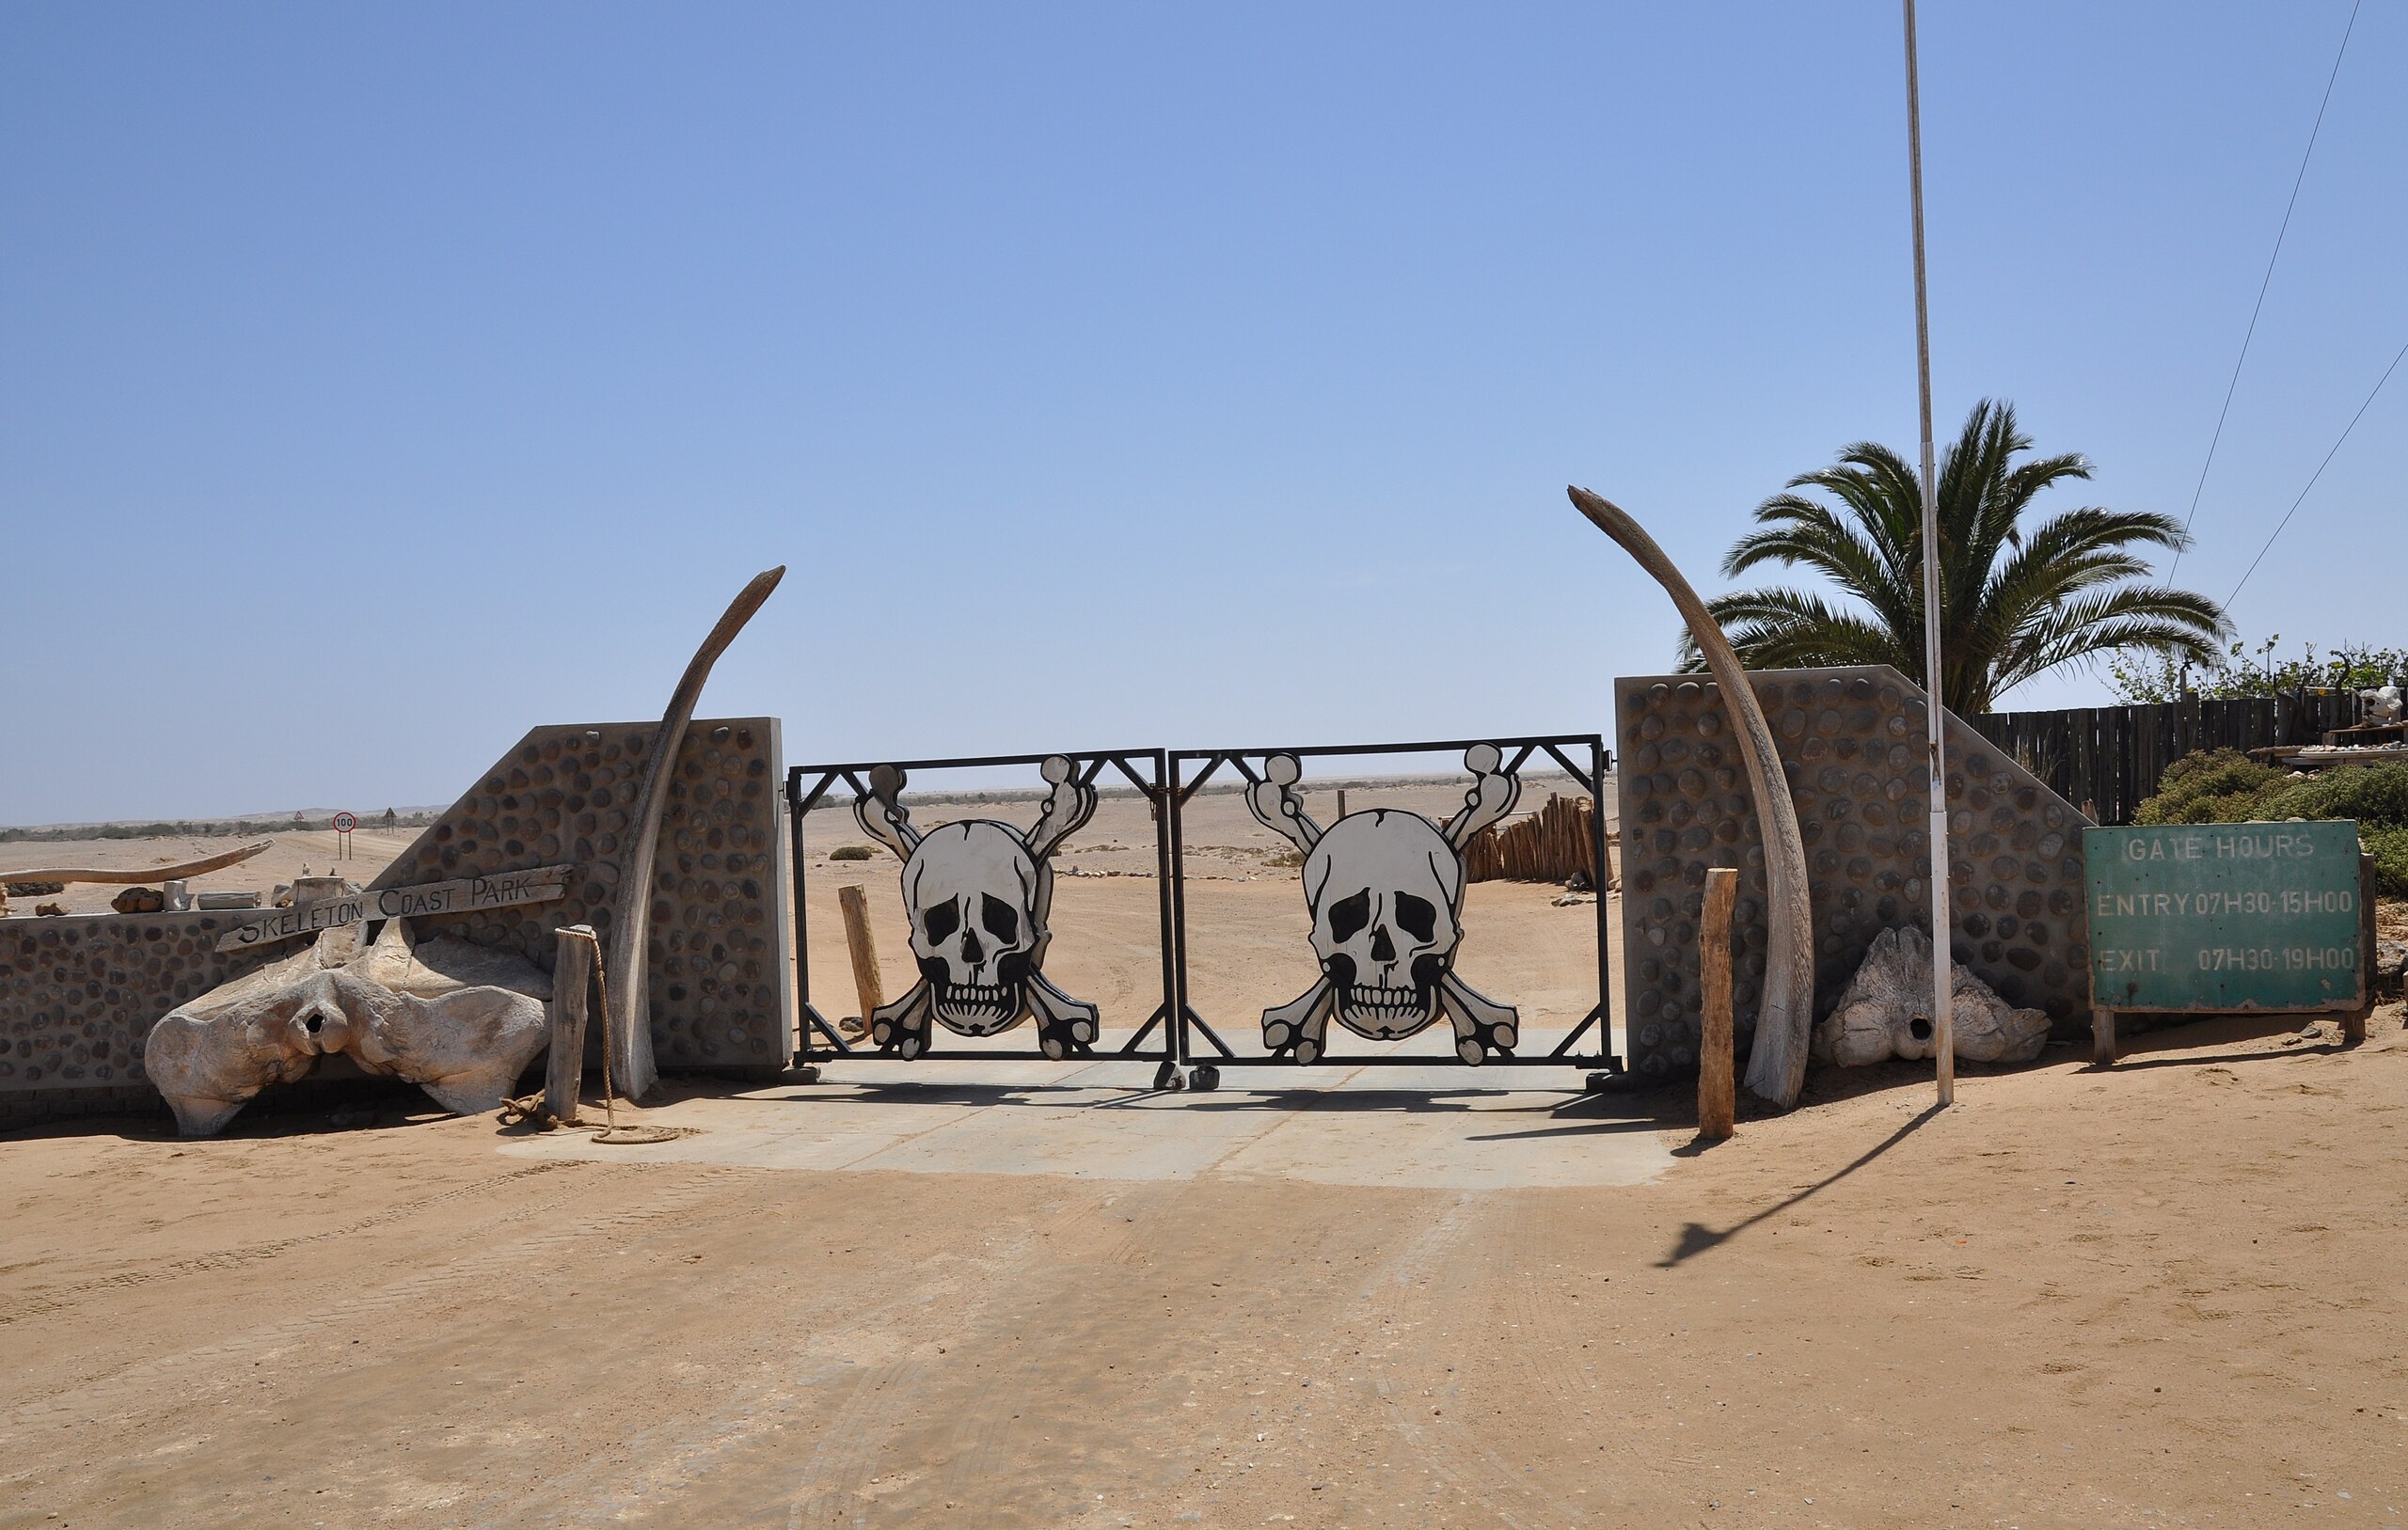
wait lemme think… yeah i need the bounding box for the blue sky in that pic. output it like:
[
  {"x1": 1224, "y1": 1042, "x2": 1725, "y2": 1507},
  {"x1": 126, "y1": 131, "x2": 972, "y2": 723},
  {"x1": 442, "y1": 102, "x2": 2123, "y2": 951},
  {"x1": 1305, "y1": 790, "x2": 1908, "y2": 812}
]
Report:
[{"x1": 3, "y1": 3, "x2": 2401, "y2": 824}]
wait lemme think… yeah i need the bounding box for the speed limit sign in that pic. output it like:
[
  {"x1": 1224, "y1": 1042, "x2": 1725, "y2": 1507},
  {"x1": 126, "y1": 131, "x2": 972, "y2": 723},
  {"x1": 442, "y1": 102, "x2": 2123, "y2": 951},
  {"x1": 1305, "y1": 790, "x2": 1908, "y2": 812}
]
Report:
[{"x1": 332, "y1": 812, "x2": 357, "y2": 833}]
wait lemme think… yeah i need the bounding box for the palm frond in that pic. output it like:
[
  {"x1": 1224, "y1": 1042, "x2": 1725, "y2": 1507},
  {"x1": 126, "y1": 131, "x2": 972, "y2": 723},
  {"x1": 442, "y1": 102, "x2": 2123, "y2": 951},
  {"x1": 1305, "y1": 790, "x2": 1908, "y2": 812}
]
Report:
[
  {"x1": 1988, "y1": 585, "x2": 2231, "y2": 703},
  {"x1": 1722, "y1": 499, "x2": 1918, "y2": 634},
  {"x1": 1703, "y1": 399, "x2": 2230, "y2": 712},
  {"x1": 1677, "y1": 587, "x2": 1913, "y2": 676}
]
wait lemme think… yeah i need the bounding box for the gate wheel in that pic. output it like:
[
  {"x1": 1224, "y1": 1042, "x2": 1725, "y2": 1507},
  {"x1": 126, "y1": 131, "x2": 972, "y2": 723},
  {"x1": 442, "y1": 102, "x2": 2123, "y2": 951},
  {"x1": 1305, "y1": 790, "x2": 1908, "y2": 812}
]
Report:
[
  {"x1": 1152, "y1": 1060, "x2": 1185, "y2": 1092},
  {"x1": 1187, "y1": 1065, "x2": 1221, "y2": 1093}
]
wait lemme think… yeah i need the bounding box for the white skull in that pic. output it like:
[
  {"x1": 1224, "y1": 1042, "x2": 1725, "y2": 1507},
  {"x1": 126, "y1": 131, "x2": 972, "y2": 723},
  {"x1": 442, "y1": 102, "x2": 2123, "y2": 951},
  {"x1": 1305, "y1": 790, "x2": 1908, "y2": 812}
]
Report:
[
  {"x1": 900, "y1": 821, "x2": 1047, "y2": 1035},
  {"x1": 1302, "y1": 811, "x2": 1465, "y2": 1039}
]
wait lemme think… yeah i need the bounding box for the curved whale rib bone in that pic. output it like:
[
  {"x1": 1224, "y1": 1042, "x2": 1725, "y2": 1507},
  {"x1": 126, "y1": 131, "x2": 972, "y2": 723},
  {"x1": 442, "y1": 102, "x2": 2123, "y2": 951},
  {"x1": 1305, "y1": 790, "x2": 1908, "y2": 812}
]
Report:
[
  {"x1": 1568, "y1": 484, "x2": 1815, "y2": 1110},
  {"x1": 1, "y1": 840, "x2": 272, "y2": 886},
  {"x1": 606, "y1": 566, "x2": 784, "y2": 1100}
]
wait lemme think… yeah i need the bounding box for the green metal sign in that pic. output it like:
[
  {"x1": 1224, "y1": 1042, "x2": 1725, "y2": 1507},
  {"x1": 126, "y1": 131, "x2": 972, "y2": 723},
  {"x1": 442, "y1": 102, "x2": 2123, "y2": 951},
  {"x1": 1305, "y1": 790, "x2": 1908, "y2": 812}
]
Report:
[{"x1": 2084, "y1": 822, "x2": 2365, "y2": 1013}]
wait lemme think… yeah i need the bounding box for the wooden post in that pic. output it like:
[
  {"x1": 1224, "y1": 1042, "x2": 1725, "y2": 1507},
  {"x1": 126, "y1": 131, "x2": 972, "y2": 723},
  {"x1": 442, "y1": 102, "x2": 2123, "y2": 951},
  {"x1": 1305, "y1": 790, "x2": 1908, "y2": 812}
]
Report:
[
  {"x1": 545, "y1": 924, "x2": 596, "y2": 1125},
  {"x1": 2091, "y1": 1006, "x2": 2116, "y2": 1067},
  {"x1": 1698, "y1": 867, "x2": 1737, "y2": 1140},
  {"x1": 2345, "y1": 853, "x2": 2375, "y2": 1045},
  {"x1": 836, "y1": 884, "x2": 884, "y2": 1025}
]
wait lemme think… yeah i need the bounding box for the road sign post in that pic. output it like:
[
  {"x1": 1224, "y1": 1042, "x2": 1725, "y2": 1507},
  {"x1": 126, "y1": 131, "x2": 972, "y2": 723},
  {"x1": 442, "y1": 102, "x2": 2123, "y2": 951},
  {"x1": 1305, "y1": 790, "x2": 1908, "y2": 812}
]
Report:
[{"x1": 332, "y1": 811, "x2": 357, "y2": 860}]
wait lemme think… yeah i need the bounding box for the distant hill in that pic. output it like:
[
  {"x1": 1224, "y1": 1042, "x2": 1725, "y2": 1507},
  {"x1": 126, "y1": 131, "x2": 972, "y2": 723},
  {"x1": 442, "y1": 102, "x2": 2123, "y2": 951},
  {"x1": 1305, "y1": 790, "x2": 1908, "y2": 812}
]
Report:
[{"x1": 0, "y1": 808, "x2": 451, "y2": 842}]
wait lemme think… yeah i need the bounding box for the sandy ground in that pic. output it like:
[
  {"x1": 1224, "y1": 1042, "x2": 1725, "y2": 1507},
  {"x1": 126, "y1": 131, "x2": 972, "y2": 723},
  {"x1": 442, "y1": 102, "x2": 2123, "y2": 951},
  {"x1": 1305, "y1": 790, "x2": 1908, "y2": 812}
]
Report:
[
  {"x1": 8, "y1": 1009, "x2": 2408, "y2": 1528},
  {"x1": 8, "y1": 801, "x2": 2408, "y2": 1527}
]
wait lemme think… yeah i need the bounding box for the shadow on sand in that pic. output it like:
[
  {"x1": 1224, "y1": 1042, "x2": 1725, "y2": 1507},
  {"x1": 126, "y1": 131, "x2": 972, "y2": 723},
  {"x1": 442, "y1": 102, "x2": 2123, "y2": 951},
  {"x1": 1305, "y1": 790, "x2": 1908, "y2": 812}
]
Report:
[
  {"x1": 1654, "y1": 1103, "x2": 1946, "y2": 1268},
  {"x1": 771, "y1": 1075, "x2": 1668, "y2": 1122}
]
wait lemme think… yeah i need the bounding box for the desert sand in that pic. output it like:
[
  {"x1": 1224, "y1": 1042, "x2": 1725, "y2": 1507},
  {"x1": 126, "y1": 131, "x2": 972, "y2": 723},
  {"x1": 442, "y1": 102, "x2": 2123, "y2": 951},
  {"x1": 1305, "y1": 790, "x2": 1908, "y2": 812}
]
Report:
[{"x1": 5, "y1": 793, "x2": 2408, "y2": 1527}]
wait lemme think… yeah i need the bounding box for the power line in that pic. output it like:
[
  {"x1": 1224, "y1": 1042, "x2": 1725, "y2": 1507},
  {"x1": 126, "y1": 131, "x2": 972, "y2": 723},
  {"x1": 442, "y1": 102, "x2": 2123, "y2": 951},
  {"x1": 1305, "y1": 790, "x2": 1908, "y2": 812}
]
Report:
[
  {"x1": 2224, "y1": 333, "x2": 2407, "y2": 607},
  {"x1": 2171, "y1": 0, "x2": 2361, "y2": 576}
]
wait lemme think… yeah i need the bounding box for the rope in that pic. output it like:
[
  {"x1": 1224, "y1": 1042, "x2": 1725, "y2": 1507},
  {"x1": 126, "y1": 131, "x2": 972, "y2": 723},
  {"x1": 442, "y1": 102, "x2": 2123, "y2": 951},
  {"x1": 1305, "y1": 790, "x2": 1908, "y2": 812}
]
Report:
[{"x1": 499, "y1": 928, "x2": 677, "y2": 1143}]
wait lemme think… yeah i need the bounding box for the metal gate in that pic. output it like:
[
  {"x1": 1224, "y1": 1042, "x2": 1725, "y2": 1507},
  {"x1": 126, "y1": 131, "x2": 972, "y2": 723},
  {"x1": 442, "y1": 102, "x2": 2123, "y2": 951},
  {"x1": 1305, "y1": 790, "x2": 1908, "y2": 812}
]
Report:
[
  {"x1": 784, "y1": 736, "x2": 1619, "y2": 1093},
  {"x1": 1164, "y1": 734, "x2": 1619, "y2": 1089}
]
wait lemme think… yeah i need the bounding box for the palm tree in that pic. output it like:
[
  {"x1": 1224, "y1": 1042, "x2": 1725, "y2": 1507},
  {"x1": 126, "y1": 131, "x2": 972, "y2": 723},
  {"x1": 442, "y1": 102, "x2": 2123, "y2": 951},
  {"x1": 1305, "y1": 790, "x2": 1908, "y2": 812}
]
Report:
[{"x1": 1686, "y1": 400, "x2": 2228, "y2": 715}]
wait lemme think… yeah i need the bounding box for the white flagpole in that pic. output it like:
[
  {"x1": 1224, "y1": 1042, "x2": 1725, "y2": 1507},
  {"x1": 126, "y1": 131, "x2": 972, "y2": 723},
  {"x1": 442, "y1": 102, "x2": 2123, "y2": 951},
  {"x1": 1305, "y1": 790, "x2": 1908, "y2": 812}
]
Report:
[{"x1": 1903, "y1": 0, "x2": 1955, "y2": 1105}]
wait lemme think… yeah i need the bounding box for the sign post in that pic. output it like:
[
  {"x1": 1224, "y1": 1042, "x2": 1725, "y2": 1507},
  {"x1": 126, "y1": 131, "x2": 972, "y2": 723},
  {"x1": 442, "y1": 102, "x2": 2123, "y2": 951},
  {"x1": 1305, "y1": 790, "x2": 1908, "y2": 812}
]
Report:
[
  {"x1": 2083, "y1": 822, "x2": 2369, "y2": 1064},
  {"x1": 332, "y1": 811, "x2": 357, "y2": 860},
  {"x1": 214, "y1": 863, "x2": 572, "y2": 953}
]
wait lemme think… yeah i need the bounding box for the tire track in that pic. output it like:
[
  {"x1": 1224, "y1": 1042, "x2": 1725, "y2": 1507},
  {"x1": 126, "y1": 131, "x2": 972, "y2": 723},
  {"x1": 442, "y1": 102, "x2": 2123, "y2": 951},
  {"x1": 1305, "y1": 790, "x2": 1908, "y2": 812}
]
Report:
[
  {"x1": 725, "y1": 1185, "x2": 1199, "y2": 1528},
  {"x1": 1, "y1": 1161, "x2": 740, "y2": 1444},
  {"x1": 1340, "y1": 1193, "x2": 1600, "y2": 1530},
  {"x1": 1496, "y1": 1198, "x2": 1657, "y2": 1488},
  {"x1": 458, "y1": 1200, "x2": 1061, "y2": 1530},
  {"x1": 0, "y1": 1160, "x2": 580, "y2": 1327},
  {"x1": 773, "y1": 1202, "x2": 1110, "y2": 1530},
  {"x1": 384, "y1": 1186, "x2": 1009, "y2": 1530}
]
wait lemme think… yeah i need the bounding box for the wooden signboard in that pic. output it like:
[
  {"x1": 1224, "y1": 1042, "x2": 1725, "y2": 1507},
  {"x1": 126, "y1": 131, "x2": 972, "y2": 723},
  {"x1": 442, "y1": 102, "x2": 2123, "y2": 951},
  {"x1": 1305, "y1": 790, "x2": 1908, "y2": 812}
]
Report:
[
  {"x1": 214, "y1": 865, "x2": 573, "y2": 953},
  {"x1": 2083, "y1": 822, "x2": 2368, "y2": 1062}
]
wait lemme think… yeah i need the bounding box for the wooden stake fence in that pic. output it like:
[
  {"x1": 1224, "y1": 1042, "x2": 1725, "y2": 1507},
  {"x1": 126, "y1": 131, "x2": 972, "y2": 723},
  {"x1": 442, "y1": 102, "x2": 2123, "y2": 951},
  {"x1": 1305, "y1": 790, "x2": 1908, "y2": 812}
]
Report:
[{"x1": 1464, "y1": 793, "x2": 1613, "y2": 886}]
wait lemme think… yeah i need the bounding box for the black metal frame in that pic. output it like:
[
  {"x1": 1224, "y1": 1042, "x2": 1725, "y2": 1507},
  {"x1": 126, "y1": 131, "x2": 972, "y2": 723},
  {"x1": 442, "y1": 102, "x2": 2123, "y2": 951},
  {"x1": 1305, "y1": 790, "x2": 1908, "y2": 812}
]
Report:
[
  {"x1": 1165, "y1": 735, "x2": 1621, "y2": 1078},
  {"x1": 784, "y1": 749, "x2": 1183, "y2": 1078}
]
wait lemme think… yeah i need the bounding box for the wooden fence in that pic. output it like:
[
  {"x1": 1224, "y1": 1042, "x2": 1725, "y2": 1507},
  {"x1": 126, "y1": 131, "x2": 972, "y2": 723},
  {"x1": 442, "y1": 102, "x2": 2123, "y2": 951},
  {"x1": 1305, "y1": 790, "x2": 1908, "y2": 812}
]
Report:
[
  {"x1": 1465, "y1": 793, "x2": 1606, "y2": 885},
  {"x1": 1967, "y1": 689, "x2": 2365, "y2": 826}
]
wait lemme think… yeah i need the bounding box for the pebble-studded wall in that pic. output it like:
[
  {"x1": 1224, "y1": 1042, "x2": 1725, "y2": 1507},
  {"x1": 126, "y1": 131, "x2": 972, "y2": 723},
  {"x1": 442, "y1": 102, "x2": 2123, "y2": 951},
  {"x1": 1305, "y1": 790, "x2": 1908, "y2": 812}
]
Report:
[
  {"x1": 0, "y1": 715, "x2": 791, "y2": 1130},
  {"x1": 1617, "y1": 665, "x2": 2093, "y2": 1081},
  {"x1": 369, "y1": 717, "x2": 791, "y2": 1073},
  {"x1": 0, "y1": 911, "x2": 279, "y2": 1126}
]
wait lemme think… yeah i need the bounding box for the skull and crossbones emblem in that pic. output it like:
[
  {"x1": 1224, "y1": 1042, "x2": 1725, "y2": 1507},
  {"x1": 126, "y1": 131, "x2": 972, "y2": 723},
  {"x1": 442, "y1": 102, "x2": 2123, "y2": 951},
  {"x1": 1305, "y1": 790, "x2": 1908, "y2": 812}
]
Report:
[
  {"x1": 1245, "y1": 745, "x2": 1523, "y2": 1065},
  {"x1": 852, "y1": 755, "x2": 1101, "y2": 1060}
]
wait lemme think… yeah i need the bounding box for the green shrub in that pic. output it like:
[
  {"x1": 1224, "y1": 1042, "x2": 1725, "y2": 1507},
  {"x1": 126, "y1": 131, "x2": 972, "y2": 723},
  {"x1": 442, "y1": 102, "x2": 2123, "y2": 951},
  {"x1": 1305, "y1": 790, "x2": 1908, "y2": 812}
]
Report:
[
  {"x1": 828, "y1": 844, "x2": 877, "y2": 861},
  {"x1": 2132, "y1": 749, "x2": 2289, "y2": 826},
  {"x1": 2260, "y1": 761, "x2": 2408, "y2": 828},
  {"x1": 2135, "y1": 752, "x2": 2408, "y2": 894}
]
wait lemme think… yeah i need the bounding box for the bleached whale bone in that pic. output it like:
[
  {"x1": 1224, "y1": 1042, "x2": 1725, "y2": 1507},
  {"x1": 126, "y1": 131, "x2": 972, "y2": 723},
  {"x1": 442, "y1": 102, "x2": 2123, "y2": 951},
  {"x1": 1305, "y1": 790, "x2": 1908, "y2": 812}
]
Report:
[{"x1": 144, "y1": 918, "x2": 552, "y2": 1137}]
